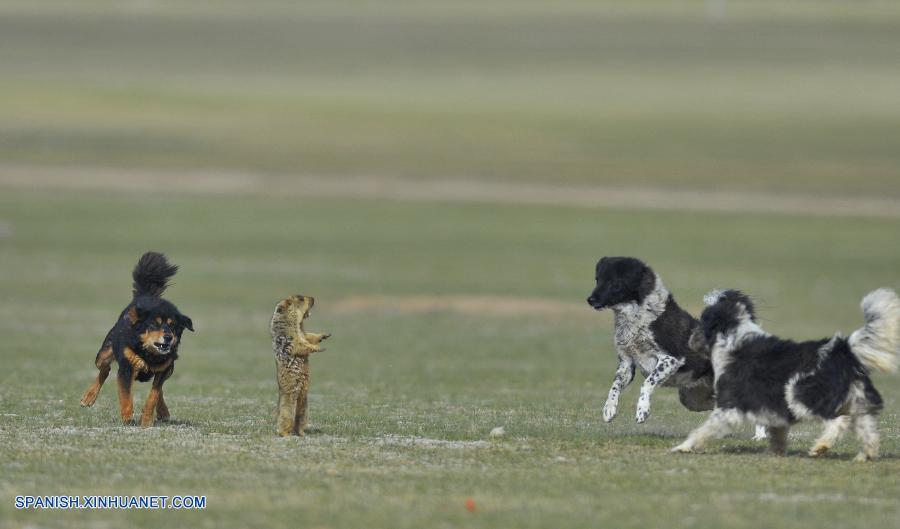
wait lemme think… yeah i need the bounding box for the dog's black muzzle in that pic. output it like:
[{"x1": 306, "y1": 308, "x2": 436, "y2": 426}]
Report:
[{"x1": 587, "y1": 292, "x2": 608, "y2": 310}]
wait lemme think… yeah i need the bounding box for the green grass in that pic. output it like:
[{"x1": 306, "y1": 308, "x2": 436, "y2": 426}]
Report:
[
  {"x1": 1, "y1": 186, "x2": 899, "y2": 529},
  {"x1": 2, "y1": 1, "x2": 900, "y2": 527}
]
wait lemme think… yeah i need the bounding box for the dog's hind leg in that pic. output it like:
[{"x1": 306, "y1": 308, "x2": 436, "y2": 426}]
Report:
[
  {"x1": 809, "y1": 415, "x2": 851, "y2": 458},
  {"x1": 603, "y1": 356, "x2": 635, "y2": 422},
  {"x1": 80, "y1": 346, "x2": 114, "y2": 407},
  {"x1": 852, "y1": 414, "x2": 880, "y2": 462},
  {"x1": 636, "y1": 354, "x2": 684, "y2": 423},
  {"x1": 672, "y1": 408, "x2": 741, "y2": 453},
  {"x1": 767, "y1": 426, "x2": 789, "y2": 456}
]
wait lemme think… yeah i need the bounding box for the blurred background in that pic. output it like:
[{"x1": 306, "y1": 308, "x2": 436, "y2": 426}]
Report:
[
  {"x1": 2, "y1": 2, "x2": 900, "y2": 528},
  {"x1": 2, "y1": 0, "x2": 899, "y2": 197}
]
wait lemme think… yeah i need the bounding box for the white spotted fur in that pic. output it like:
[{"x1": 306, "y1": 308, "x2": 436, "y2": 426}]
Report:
[{"x1": 604, "y1": 275, "x2": 687, "y2": 423}]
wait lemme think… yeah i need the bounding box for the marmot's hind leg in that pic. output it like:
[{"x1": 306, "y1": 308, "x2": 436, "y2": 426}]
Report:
[
  {"x1": 81, "y1": 346, "x2": 114, "y2": 407},
  {"x1": 277, "y1": 390, "x2": 300, "y2": 436},
  {"x1": 293, "y1": 389, "x2": 308, "y2": 436}
]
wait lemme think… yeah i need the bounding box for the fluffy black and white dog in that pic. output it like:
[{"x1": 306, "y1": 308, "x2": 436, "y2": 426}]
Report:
[
  {"x1": 587, "y1": 257, "x2": 721, "y2": 424},
  {"x1": 673, "y1": 288, "x2": 900, "y2": 460}
]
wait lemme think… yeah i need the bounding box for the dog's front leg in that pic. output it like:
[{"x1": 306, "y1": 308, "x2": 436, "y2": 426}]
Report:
[
  {"x1": 672, "y1": 408, "x2": 740, "y2": 453},
  {"x1": 635, "y1": 353, "x2": 684, "y2": 423},
  {"x1": 752, "y1": 425, "x2": 768, "y2": 441},
  {"x1": 116, "y1": 363, "x2": 136, "y2": 425},
  {"x1": 603, "y1": 356, "x2": 635, "y2": 422}
]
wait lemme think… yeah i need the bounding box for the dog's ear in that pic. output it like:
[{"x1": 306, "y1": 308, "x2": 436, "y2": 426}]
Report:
[
  {"x1": 734, "y1": 294, "x2": 756, "y2": 322},
  {"x1": 178, "y1": 313, "x2": 194, "y2": 332},
  {"x1": 703, "y1": 289, "x2": 725, "y2": 306},
  {"x1": 636, "y1": 263, "x2": 656, "y2": 301},
  {"x1": 127, "y1": 306, "x2": 139, "y2": 325}
]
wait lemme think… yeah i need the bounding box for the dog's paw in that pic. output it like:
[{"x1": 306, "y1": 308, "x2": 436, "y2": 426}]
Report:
[
  {"x1": 671, "y1": 443, "x2": 695, "y2": 454},
  {"x1": 853, "y1": 452, "x2": 875, "y2": 463},
  {"x1": 635, "y1": 408, "x2": 650, "y2": 423},
  {"x1": 752, "y1": 425, "x2": 768, "y2": 441},
  {"x1": 321, "y1": 333, "x2": 332, "y2": 341},
  {"x1": 602, "y1": 402, "x2": 618, "y2": 423},
  {"x1": 635, "y1": 395, "x2": 650, "y2": 423},
  {"x1": 808, "y1": 445, "x2": 829, "y2": 458}
]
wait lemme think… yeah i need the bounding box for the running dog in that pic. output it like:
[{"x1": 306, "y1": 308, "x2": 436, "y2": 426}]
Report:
[
  {"x1": 587, "y1": 257, "x2": 718, "y2": 424},
  {"x1": 80, "y1": 252, "x2": 193, "y2": 426},
  {"x1": 673, "y1": 288, "x2": 899, "y2": 460}
]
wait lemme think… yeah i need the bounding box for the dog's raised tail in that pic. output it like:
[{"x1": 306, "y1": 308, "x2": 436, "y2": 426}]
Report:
[
  {"x1": 849, "y1": 288, "x2": 900, "y2": 373},
  {"x1": 132, "y1": 251, "x2": 178, "y2": 298}
]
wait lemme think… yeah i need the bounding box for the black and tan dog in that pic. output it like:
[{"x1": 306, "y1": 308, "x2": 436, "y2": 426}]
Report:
[{"x1": 80, "y1": 252, "x2": 193, "y2": 426}]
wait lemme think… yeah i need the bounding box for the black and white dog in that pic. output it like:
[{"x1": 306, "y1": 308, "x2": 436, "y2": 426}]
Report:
[
  {"x1": 673, "y1": 288, "x2": 900, "y2": 460},
  {"x1": 587, "y1": 257, "x2": 721, "y2": 424}
]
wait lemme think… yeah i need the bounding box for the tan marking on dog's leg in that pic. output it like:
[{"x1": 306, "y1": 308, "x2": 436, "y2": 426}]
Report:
[
  {"x1": 81, "y1": 346, "x2": 113, "y2": 407},
  {"x1": 768, "y1": 426, "x2": 789, "y2": 456},
  {"x1": 117, "y1": 369, "x2": 136, "y2": 424},
  {"x1": 277, "y1": 390, "x2": 299, "y2": 436},
  {"x1": 123, "y1": 347, "x2": 148, "y2": 372},
  {"x1": 140, "y1": 371, "x2": 169, "y2": 427},
  {"x1": 293, "y1": 389, "x2": 308, "y2": 436},
  {"x1": 809, "y1": 415, "x2": 851, "y2": 457},
  {"x1": 156, "y1": 391, "x2": 170, "y2": 421}
]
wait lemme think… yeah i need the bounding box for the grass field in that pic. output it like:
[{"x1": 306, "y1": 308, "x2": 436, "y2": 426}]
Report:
[{"x1": 2, "y1": 1, "x2": 900, "y2": 528}]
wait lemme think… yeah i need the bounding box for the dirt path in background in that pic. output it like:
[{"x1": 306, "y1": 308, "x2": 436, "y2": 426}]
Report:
[{"x1": 2, "y1": 165, "x2": 898, "y2": 218}]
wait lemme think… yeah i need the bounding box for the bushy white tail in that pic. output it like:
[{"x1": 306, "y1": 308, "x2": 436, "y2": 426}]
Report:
[{"x1": 849, "y1": 288, "x2": 900, "y2": 373}]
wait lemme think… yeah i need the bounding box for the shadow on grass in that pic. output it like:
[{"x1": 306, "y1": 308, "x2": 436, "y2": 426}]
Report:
[
  {"x1": 302, "y1": 426, "x2": 326, "y2": 435},
  {"x1": 711, "y1": 444, "x2": 900, "y2": 461},
  {"x1": 155, "y1": 418, "x2": 196, "y2": 427}
]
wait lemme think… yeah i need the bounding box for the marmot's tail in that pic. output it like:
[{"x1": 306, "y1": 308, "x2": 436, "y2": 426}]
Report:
[
  {"x1": 132, "y1": 252, "x2": 178, "y2": 298},
  {"x1": 849, "y1": 288, "x2": 900, "y2": 373}
]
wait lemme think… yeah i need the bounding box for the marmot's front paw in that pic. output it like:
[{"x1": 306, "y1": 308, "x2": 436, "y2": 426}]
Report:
[{"x1": 321, "y1": 333, "x2": 332, "y2": 341}]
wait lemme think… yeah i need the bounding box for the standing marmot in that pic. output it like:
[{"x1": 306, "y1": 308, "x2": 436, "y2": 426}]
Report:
[{"x1": 270, "y1": 295, "x2": 330, "y2": 436}]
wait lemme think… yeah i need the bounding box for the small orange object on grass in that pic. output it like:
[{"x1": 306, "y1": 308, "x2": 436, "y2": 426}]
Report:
[{"x1": 465, "y1": 498, "x2": 477, "y2": 512}]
